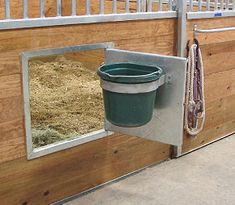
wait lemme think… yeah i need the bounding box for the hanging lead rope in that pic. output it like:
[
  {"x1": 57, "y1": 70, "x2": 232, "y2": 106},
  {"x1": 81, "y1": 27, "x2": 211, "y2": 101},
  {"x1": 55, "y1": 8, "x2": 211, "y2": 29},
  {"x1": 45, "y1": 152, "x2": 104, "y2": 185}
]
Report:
[{"x1": 185, "y1": 39, "x2": 206, "y2": 136}]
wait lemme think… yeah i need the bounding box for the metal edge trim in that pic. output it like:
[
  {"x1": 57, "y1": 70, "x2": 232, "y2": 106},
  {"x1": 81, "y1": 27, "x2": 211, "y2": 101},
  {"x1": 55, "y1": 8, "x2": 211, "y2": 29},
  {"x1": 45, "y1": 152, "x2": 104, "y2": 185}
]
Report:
[
  {"x1": 21, "y1": 42, "x2": 115, "y2": 160},
  {"x1": 0, "y1": 12, "x2": 177, "y2": 30}
]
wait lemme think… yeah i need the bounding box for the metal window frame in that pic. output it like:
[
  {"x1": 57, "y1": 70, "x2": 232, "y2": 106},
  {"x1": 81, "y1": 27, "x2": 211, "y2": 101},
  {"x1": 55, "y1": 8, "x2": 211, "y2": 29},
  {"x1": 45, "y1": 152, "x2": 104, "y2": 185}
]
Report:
[{"x1": 22, "y1": 42, "x2": 114, "y2": 160}]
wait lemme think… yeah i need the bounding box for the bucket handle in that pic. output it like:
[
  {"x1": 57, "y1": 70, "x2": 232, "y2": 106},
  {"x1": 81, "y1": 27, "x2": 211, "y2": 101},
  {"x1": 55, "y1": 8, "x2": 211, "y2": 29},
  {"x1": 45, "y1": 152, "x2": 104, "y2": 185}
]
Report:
[{"x1": 98, "y1": 66, "x2": 163, "y2": 79}]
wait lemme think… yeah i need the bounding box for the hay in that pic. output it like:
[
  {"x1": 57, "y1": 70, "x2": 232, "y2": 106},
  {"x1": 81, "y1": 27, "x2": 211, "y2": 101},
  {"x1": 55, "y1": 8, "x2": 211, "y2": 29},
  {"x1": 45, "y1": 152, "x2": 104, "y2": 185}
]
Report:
[{"x1": 29, "y1": 56, "x2": 104, "y2": 148}]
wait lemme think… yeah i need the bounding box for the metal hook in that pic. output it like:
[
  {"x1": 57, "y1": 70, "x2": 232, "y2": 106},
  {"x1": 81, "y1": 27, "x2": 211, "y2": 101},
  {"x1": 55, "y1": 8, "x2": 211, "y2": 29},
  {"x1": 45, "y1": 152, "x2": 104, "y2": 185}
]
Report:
[{"x1": 193, "y1": 24, "x2": 198, "y2": 40}]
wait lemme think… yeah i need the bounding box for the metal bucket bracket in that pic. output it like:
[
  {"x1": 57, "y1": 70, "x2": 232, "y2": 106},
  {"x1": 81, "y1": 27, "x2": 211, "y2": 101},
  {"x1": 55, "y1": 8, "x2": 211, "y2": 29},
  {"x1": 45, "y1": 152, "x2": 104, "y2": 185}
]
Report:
[{"x1": 104, "y1": 49, "x2": 187, "y2": 147}]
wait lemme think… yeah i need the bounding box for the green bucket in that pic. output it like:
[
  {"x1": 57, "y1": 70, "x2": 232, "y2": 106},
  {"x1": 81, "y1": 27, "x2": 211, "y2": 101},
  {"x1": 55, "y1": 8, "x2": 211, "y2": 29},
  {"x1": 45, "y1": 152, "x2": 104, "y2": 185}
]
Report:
[{"x1": 97, "y1": 63, "x2": 163, "y2": 127}]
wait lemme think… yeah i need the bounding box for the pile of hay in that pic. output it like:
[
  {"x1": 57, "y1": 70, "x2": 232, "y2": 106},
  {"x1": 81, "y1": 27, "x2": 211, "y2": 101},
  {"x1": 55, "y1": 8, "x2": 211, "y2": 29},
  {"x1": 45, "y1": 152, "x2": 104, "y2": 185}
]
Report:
[{"x1": 29, "y1": 56, "x2": 104, "y2": 148}]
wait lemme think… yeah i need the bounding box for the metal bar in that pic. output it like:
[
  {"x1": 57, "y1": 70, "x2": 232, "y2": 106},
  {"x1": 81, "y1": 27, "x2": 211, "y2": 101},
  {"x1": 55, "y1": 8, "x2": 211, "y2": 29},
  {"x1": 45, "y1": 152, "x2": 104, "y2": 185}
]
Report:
[
  {"x1": 225, "y1": 0, "x2": 229, "y2": 10},
  {"x1": 100, "y1": 0, "x2": 105, "y2": 14},
  {"x1": 0, "y1": 11, "x2": 177, "y2": 30},
  {"x1": 187, "y1": 10, "x2": 235, "y2": 19},
  {"x1": 177, "y1": 0, "x2": 187, "y2": 57},
  {"x1": 40, "y1": 0, "x2": 45, "y2": 17},
  {"x1": 4, "y1": 0, "x2": 11, "y2": 19},
  {"x1": 214, "y1": 0, "x2": 218, "y2": 10},
  {"x1": 168, "y1": 0, "x2": 173, "y2": 11},
  {"x1": 72, "y1": 0, "x2": 76, "y2": 16},
  {"x1": 137, "y1": 0, "x2": 141, "y2": 12},
  {"x1": 159, "y1": 0, "x2": 163, "y2": 11},
  {"x1": 206, "y1": 0, "x2": 210, "y2": 11},
  {"x1": 113, "y1": 0, "x2": 117, "y2": 13},
  {"x1": 141, "y1": 0, "x2": 147, "y2": 12},
  {"x1": 86, "y1": 0, "x2": 90, "y2": 15},
  {"x1": 194, "y1": 25, "x2": 235, "y2": 33},
  {"x1": 148, "y1": 0, "x2": 152, "y2": 12},
  {"x1": 221, "y1": 0, "x2": 225, "y2": 10},
  {"x1": 57, "y1": 0, "x2": 62, "y2": 16},
  {"x1": 189, "y1": 0, "x2": 193, "y2": 11},
  {"x1": 23, "y1": 0, "x2": 28, "y2": 18},
  {"x1": 198, "y1": 0, "x2": 202, "y2": 11},
  {"x1": 125, "y1": 0, "x2": 129, "y2": 13}
]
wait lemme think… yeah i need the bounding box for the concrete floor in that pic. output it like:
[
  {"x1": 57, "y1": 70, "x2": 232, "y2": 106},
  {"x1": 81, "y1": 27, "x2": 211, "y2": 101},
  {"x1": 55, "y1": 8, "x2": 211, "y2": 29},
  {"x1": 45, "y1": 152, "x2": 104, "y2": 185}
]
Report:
[{"x1": 63, "y1": 135, "x2": 235, "y2": 205}]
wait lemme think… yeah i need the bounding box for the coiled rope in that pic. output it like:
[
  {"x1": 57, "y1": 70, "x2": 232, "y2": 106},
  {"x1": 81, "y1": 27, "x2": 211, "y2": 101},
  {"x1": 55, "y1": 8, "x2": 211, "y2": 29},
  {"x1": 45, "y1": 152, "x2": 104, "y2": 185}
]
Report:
[{"x1": 185, "y1": 39, "x2": 206, "y2": 136}]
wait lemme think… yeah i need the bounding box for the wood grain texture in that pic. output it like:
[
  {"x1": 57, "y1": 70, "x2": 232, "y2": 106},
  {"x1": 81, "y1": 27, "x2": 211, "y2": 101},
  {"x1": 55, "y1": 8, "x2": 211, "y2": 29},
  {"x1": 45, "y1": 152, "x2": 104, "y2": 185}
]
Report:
[
  {"x1": 0, "y1": 119, "x2": 25, "y2": 163},
  {"x1": 0, "y1": 18, "x2": 174, "y2": 204},
  {"x1": 201, "y1": 41, "x2": 235, "y2": 76},
  {"x1": 0, "y1": 74, "x2": 21, "y2": 99},
  {"x1": 0, "y1": 19, "x2": 176, "y2": 78},
  {"x1": 0, "y1": 18, "x2": 176, "y2": 163},
  {"x1": 183, "y1": 17, "x2": 235, "y2": 152},
  {"x1": 0, "y1": 134, "x2": 170, "y2": 205},
  {"x1": 204, "y1": 68, "x2": 235, "y2": 103},
  {"x1": 187, "y1": 17, "x2": 235, "y2": 45}
]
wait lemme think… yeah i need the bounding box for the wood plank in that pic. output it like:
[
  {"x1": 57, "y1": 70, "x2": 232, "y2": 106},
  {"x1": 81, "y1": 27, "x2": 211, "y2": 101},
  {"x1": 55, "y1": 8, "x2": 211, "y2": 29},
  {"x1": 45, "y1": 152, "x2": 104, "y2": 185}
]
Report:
[
  {"x1": 183, "y1": 17, "x2": 235, "y2": 153},
  {"x1": 183, "y1": 94, "x2": 235, "y2": 152},
  {"x1": 0, "y1": 119, "x2": 25, "y2": 163},
  {"x1": 204, "y1": 68, "x2": 235, "y2": 103},
  {"x1": 0, "y1": 134, "x2": 170, "y2": 205},
  {"x1": 0, "y1": 19, "x2": 175, "y2": 54},
  {"x1": 0, "y1": 52, "x2": 21, "y2": 76},
  {"x1": 204, "y1": 94, "x2": 235, "y2": 130},
  {"x1": 0, "y1": 74, "x2": 21, "y2": 99},
  {"x1": 0, "y1": 19, "x2": 176, "y2": 77},
  {"x1": 201, "y1": 40, "x2": 235, "y2": 76},
  {"x1": 116, "y1": 34, "x2": 177, "y2": 56},
  {"x1": 0, "y1": 96, "x2": 23, "y2": 123},
  {"x1": 187, "y1": 17, "x2": 235, "y2": 45},
  {"x1": 183, "y1": 120, "x2": 235, "y2": 153}
]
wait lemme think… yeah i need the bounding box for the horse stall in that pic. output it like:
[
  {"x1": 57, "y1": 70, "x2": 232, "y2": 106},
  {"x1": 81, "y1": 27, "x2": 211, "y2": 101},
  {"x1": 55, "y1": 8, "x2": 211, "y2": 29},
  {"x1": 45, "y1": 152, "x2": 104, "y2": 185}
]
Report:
[{"x1": 0, "y1": 0, "x2": 234, "y2": 204}]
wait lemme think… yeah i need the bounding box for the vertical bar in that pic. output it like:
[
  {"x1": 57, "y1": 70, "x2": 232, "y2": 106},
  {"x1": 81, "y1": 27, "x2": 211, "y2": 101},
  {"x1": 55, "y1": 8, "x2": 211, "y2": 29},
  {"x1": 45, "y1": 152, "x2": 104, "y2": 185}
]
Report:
[
  {"x1": 86, "y1": 0, "x2": 90, "y2": 15},
  {"x1": 57, "y1": 0, "x2": 62, "y2": 16},
  {"x1": 100, "y1": 0, "x2": 104, "y2": 14},
  {"x1": 221, "y1": 0, "x2": 225, "y2": 10},
  {"x1": 148, "y1": 0, "x2": 152, "y2": 12},
  {"x1": 233, "y1": 0, "x2": 235, "y2": 10},
  {"x1": 206, "y1": 0, "x2": 210, "y2": 11},
  {"x1": 141, "y1": 0, "x2": 146, "y2": 12},
  {"x1": 198, "y1": 0, "x2": 202, "y2": 11},
  {"x1": 225, "y1": 0, "x2": 229, "y2": 10},
  {"x1": 174, "y1": 0, "x2": 187, "y2": 157},
  {"x1": 168, "y1": 0, "x2": 173, "y2": 11},
  {"x1": 40, "y1": 0, "x2": 45, "y2": 17},
  {"x1": 177, "y1": 0, "x2": 187, "y2": 57},
  {"x1": 125, "y1": 0, "x2": 129, "y2": 13},
  {"x1": 214, "y1": 0, "x2": 218, "y2": 10},
  {"x1": 4, "y1": 0, "x2": 10, "y2": 19},
  {"x1": 113, "y1": 0, "x2": 117, "y2": 14},
  {"x1": 137, "y1": 0, "x2": 141, "y2": 12},
  {"x1": 159, "y1": 0, "x2": 163, "y2": 11},
  {"x1": 189, "y1": 0, "x2": 193, "y2": 11},
  {"x1": 23, "y1": 0, "x2": 28, "y2": 18},
  {"x1": 72, "y1": 0, "x2": 76, "y2": 16}
]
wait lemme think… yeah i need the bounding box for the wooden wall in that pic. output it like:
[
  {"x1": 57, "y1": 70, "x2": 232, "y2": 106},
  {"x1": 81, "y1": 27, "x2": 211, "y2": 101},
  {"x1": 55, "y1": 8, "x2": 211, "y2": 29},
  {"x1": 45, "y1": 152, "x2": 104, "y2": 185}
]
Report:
[
  {"x1": 0, "y1": 19, "x2": 176, "y2": 205},
  {"x1": 183, "y1": 17, "x2": 235, "y2": 152}
]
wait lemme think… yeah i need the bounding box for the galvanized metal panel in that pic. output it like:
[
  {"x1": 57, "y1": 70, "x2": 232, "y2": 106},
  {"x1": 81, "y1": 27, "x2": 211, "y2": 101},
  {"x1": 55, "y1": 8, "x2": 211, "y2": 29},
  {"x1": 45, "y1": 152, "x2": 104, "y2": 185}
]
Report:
[{"x1": 104, "y1": 49, "x2": 187, "y2": 146}]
